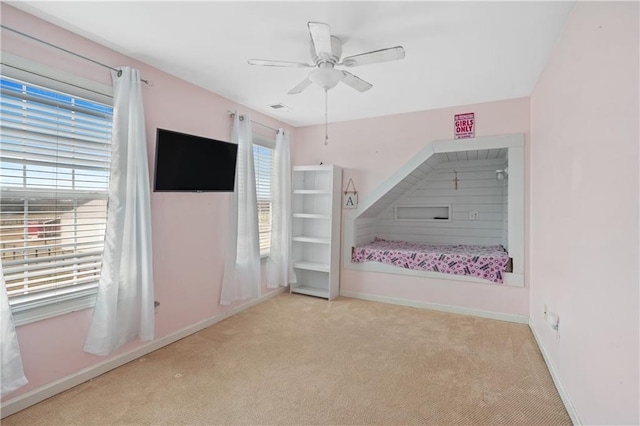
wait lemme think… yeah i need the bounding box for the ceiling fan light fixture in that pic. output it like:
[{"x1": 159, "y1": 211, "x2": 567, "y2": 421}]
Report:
[
  {"x1": 249, "y1": 21, "x2": 405, "y2": 95},
  {"x1": 309, "y1": 68, "x2": 342, "y2": 90}
]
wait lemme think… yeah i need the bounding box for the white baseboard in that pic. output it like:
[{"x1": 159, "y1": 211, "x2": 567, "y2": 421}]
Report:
[
  {"x1": 339, "y1": 290, "x2": 529, "y2": 324},
  {"x1": 0, "y1": 287, "x2": 286, "y2": 419},
  {"x1": 528, "y1": 320, "x2": 580, "y2": 425}
]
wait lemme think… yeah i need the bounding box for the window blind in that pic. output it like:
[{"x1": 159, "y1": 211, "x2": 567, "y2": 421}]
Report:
[
  {"x1": 253, "y1": 144, "x2": 273, "y2": 256},
  {"x1": 0, "y1": 76, "x2": 113, "y2": 302}
]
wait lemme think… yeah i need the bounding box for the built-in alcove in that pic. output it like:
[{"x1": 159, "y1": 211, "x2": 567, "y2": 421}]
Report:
[{"x1": 343, "y1": 134, "x2": 524, "y2": 286}]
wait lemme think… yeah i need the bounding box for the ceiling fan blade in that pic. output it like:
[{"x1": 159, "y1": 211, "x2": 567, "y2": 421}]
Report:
[
  {"x1": 308, "y1": 21, "x2": 333, "y2": 59},
  {"x1": 248, "y1": 59, "x2": 313, "y2": 68},
  {"x1": 288, "y1": 76, "x2": 313, "y2": 95},
  {"x1": 341, "y1": 46, "x2": 406, "y2": 67},
  {"x1": 340, "y1": 71, "x2": 373, "y2": 92}
]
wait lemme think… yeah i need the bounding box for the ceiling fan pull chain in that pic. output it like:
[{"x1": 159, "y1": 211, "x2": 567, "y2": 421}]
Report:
[{"x1": 324, "y1": 88, "x2": 329, "y2": 145}]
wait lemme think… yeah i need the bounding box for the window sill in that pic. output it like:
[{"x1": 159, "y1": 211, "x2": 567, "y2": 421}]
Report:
[
  {"x1": 10, "y1": 284, "x2": 98, "y2": 327},
  {"x1": 10, "y1": 255, "x2": 274, "y2": 326}
]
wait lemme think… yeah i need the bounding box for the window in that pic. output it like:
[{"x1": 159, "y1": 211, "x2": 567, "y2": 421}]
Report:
[
  {"x1": 253, "y1": 141, "x2": 274, "y2": 257},
  {"x1": 0, "y1": 74, "x2": 113, "y2": 322}
]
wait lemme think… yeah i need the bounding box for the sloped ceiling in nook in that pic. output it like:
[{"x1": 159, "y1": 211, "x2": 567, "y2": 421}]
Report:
[{"x1": 359, "y1": 148, "x2": 507, "y2": 218}]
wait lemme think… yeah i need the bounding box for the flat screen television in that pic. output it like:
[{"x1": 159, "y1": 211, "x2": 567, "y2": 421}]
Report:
[{"x1": 153, "y1": 128, "x2": 238, "y2": 192}]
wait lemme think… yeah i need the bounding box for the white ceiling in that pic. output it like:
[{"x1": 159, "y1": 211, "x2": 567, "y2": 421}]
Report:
[{"x1": 7, "y1": 1, "x2": 574, "y2": 127}]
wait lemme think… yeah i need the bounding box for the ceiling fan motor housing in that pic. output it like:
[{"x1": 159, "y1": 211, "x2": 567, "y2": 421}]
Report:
[{"x1": 311, "y1": 35, "x2": 342, "y2": 66}]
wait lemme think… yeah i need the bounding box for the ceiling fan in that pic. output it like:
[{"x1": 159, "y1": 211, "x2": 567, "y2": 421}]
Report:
[{"x1": 248, "y1": 21, "x2": 405, "y2": 94}]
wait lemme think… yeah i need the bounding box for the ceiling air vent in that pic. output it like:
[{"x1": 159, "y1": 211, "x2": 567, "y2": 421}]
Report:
[{"x1": 268, "y1": 103, "x2": 292, "y2": 112}]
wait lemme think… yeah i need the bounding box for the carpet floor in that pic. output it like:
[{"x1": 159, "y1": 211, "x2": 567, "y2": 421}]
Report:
[{"x1": 3, "y1": 293, "x2": 571, "y2": 425}]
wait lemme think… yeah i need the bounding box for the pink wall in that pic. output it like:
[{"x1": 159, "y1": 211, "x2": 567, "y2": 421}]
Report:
[
  {"x1": 7, "y1": 3, "x2": 637, "y2": 423},
  {"x1": 294, "y1": 98, "x2": 531, "y2": 317},
  {"x1": 530, "y1": 2, "x2": 639, "y2": 424},
  {"x1": 1, "y1": 4, "x2": 294, "y2": 401}
]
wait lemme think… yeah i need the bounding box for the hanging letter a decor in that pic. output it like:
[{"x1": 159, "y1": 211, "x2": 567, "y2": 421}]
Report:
[{"x1": 343, "y1": 178, "x2": 358, "y2": 209}]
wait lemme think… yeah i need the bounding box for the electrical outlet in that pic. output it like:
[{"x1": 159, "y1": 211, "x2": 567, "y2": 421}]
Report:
[{"x1": 469, "y1": 211, "x2": 479, "y2": 220}]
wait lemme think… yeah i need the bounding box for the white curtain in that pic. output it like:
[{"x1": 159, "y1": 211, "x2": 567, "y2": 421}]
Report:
[
  {"x1": 267, "y1": 129, "x2": 296, "y2": 288},
  {"x1": 1, "y1": 263, "x2": 28, "y2": 397},
  {"x1": 84, "y1": 67, "x2": 155, "y2": 356},
  {"x1": 220, "y1": 113, "x2": 261, "y2": 305}
]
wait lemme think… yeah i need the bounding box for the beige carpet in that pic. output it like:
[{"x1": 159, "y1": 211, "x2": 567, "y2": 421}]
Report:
[{"x1": 3, "y1": 293, "x2": 571, "y2": 425}]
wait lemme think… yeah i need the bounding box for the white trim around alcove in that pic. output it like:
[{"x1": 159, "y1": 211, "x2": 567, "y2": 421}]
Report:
[{"x1": 343, "y1": 133, "x2": 525, "y2": 287}]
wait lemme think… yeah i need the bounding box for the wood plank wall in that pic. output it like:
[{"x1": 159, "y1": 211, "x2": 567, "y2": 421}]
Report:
[{"x1": 363, "y1": 158, "x2": 508, "y2": 246}]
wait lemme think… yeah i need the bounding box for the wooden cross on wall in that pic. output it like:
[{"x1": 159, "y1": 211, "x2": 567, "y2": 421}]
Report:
[{"x1": 454, "y1": 170, "x2": 459, "y2": 190}]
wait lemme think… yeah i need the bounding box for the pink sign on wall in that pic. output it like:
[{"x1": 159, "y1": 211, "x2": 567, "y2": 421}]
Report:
[{"x1": 454, "y1": 112, "x2": 475, "y2": 139}]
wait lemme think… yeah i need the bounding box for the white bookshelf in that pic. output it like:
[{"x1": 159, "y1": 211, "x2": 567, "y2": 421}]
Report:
[{"x1": 291, "y1": 164, "x2": 342, "y2": 300}]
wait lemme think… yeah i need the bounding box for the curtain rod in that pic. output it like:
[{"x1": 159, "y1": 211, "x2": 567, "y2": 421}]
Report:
[
  {"x1": 1, "y1": 24, "x2": 153, "y2": 86},
  {"x1": 227, "y1": 111, "x2": 280, "y2": 133}
]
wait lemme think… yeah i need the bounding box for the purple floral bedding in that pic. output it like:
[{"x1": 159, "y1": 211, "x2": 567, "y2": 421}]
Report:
[{"x1": 351, "y1": 238, "x2": 510, "y2": 284}]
